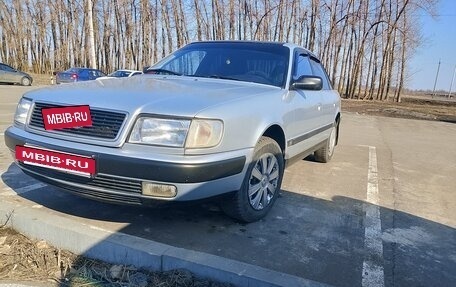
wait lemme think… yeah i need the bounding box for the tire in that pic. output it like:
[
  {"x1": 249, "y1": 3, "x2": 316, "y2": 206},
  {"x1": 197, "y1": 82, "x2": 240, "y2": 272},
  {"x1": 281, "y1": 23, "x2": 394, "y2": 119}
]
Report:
[
  {"x1": 221, "y1": 136, "x2": 284, "y2": 222},
  {"x1": 314, "y1": 121, "x2": 338, "y2": 163},
  {"x1": 20, "y1": 77, "x2": 31, "y2": 86}
]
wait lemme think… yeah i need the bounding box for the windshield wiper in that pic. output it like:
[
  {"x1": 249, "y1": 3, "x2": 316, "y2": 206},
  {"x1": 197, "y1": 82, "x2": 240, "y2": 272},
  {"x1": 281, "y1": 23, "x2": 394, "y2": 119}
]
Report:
[
  {"x1": 145, "y1": 68, "x2": 182, "y2": 76},
  {"x1": 191, "y1": 74, "x2": 241, "y2": 81}
]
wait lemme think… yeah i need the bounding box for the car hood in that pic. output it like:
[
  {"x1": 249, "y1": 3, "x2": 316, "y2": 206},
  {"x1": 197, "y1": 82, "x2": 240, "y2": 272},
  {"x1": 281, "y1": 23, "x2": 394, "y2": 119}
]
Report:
[{"x1": 25, "y1": 75, "x2": 282, "y2": 117}]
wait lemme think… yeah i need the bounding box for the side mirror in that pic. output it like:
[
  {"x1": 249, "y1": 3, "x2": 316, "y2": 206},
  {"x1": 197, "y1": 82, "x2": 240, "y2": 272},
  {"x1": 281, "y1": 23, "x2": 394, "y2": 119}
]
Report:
[
  {"x1": 291, "y1": 75, "x2": 322, "y2": 91},
  {"x1": 142, "y1": 66, "x2": 150, "y2": 73}
]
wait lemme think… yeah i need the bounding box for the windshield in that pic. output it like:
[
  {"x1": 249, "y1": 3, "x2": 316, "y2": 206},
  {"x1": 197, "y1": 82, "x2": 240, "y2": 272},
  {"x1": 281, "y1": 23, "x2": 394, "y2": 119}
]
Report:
[{"x1": 151, "y1": 42, "x2": 290, "y2": 88}]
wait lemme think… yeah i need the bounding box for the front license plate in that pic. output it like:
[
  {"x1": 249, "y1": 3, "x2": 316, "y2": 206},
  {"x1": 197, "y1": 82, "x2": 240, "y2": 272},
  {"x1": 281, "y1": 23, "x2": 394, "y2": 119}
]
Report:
[
  {"x1": 15, "y1": 145, "x2": 96, "y2": 177},
  {"x1": 41, "y1": 105, "x2": 92, "y2": 130}
]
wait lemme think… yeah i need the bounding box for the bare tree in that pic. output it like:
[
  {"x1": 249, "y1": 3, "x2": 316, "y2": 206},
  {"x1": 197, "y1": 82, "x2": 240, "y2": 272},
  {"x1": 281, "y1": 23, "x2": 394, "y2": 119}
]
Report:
[{"x1": 0, "y1": 0, "x2": 437, "y2": 101}]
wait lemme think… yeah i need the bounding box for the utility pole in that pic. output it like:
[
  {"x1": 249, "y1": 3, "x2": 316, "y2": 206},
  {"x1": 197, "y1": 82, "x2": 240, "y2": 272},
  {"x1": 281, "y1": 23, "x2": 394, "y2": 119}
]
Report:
[
  {"x1": 448, "y1": 65, "x2": 456, "y2": 99},
  {"x1": 432, "y1": 59, "x2": 441, "y2": 98}
]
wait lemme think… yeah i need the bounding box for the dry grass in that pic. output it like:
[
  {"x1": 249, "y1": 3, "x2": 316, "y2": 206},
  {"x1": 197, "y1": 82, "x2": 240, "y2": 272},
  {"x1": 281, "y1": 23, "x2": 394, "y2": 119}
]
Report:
[
  {"x1": 0, "y1": 226, "x2": 232, "y2": 287},
  {"x1": 30, "y1": 73, "x2": 53, "y2": 86},
  {"x1": 342, "y1": 96, "x2": 456, "y2": 123}
]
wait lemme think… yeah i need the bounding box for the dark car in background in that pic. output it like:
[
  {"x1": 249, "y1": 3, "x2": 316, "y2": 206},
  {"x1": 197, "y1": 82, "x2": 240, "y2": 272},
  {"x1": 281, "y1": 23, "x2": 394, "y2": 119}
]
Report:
[
  {"x1": 0, "y1": 63, "x2": 33, "y2": 86},
  {"x1": 56, "y1": 68, "x2": 106, "y2": 84}
]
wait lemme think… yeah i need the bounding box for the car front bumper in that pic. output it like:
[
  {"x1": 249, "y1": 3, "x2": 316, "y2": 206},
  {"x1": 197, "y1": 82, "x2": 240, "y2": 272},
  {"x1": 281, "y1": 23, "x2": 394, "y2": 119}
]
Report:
[{"x1": 4, "y1": 126, "x2": 251, "y2": 204}]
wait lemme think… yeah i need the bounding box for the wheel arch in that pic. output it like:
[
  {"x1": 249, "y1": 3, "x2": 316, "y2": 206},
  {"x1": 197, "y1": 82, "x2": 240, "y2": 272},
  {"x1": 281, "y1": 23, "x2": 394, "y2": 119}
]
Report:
[{"x1": 261, "y1": 124, "x2": 286, "y2": 156}]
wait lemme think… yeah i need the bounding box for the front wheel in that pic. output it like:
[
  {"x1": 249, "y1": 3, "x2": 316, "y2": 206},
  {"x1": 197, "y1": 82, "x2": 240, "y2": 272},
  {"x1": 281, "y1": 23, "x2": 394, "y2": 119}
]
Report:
[
  {"x1": 221, "y1": 137, "x2": 284, "y2": 222},
  {"x1": 20, "y1": 77, "x2": 31, "y2": 86}
]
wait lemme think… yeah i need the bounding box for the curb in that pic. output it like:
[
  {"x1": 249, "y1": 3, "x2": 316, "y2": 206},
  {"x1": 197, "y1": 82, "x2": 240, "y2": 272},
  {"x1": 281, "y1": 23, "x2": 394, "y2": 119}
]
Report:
[{"x1": 0, "y1": 198, "x2": 333, "y2": 287}]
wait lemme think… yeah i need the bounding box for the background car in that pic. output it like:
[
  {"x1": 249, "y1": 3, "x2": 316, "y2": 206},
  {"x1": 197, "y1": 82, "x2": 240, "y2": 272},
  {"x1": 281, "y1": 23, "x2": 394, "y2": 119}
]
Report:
[
  {"x1": 0, "y1": 63, "x2": 33, "y2": 86},
  {"x1": 56, "y1": 68, "x2": 106, "y2": 84},
  {"x1": 98, "y1": 69, "x2": 142, "y2": 79}
]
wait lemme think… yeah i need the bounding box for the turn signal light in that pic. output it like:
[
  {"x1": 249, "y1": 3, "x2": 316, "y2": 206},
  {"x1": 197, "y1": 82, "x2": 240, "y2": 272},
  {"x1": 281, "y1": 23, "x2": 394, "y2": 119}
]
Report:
[{"x1": 142, "y1": 182, "x2": 177, "y2": 198}]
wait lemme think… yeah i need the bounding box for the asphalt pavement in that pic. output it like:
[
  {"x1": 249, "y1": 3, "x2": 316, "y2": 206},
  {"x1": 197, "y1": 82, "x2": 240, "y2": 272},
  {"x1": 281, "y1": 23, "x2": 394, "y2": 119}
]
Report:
[{"x1": 0, "y1": 85, "x2": 455, "y2": 287}]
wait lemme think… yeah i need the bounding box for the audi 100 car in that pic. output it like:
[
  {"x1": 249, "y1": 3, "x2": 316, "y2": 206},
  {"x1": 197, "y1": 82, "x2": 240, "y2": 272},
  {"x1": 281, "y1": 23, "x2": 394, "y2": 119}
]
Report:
[{"x1": 5, "y1": 41, "x2": 341, "y2": 222}]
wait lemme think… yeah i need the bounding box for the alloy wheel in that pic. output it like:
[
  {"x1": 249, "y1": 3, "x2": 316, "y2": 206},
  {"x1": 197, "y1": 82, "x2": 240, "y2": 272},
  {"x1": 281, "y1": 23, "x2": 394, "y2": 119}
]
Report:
[{"x1": 248, "y1": 153, "x2": 280, "y2": 210}]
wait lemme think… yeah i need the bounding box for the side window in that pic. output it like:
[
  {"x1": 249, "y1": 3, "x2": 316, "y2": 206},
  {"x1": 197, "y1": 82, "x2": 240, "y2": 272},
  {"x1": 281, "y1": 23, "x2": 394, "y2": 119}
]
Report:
[
  {"x1": 2, "y1": 64, "x2": 15, "y2": 72},
  {"x1": 293, "y1": 54, "x2": 312, "y2": 80},
  {"x1": 310, "y1": 59, "x2": 331, "y2": 90}
]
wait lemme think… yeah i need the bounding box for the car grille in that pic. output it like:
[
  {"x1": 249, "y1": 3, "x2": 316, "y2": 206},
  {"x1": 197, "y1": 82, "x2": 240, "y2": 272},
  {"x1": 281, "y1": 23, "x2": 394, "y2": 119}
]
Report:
[
  {"x1": 19, "y1": 163, "x2": 142, "y2": 194},
  {"x1": 29, "y1": 102, "x2": 126, "y2": 140},
  {"x1": 72, "y1": 187, "x2": 143, "y2": 205},
  {"x1": 19, "y1": 163, "x2": 144, "y2": 205}
]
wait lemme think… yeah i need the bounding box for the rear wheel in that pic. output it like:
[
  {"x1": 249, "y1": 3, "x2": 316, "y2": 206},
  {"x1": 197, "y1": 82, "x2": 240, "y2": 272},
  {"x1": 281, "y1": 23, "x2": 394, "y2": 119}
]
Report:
[
  {"x1": 221, "y1": 137, "x2": 284, "y2": 222},
  {"x1": 20, "y1": 77, "x2": 31, "y2": 86},
  {"x1": 314, "y1": 121, "x2": 338, "y2": 163}
]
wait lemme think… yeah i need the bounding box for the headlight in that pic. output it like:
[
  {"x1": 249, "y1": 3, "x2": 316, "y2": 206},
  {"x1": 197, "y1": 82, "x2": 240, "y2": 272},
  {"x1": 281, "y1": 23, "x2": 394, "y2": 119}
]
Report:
[
  {"x1": 129, "y1": 117, "x2": 191, "y2": 147},
  {"x1": 14, "y1": 98, "x2": 32, "y2": 125},
  {"x1": 186, "y1": 119, "x2": 223, "y2": 148}
]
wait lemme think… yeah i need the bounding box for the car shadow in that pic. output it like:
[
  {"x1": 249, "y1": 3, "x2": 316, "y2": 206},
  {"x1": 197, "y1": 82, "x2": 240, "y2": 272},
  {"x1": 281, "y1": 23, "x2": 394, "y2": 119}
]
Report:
[{"x1": 1, "y1": 163, "x2": 455, "y2": 287}]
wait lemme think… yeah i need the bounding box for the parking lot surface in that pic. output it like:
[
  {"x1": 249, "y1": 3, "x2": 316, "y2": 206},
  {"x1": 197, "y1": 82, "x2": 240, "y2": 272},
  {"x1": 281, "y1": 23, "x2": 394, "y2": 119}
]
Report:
[{"x1": 1, "y1": 85, "x2": 455, "y2": 287}]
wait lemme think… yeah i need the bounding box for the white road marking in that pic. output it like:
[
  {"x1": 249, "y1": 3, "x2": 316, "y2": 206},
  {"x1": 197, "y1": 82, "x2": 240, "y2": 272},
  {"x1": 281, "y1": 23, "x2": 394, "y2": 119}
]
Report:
[{"x1": 362, "y1": 146, "x2": 385, "y2": 287}]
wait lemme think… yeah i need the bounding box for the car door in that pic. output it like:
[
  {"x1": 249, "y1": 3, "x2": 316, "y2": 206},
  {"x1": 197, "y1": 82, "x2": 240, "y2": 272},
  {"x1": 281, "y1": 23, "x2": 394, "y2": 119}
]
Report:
[
  {"x1": 87, "y1": 70, "x2": 97, "y2": 80},
  {"x1": 309, "y1": 58, "x2": 338, "y2": 127},
  {"x1": 78, "y1": 69, "x2": 89, "y2": 81},
  {"x1": 285, "y1": 52, "x2": 324, "y2": 158},
  {"x1": 0, "y1": 63, "x2": 17, "y2": 83}
]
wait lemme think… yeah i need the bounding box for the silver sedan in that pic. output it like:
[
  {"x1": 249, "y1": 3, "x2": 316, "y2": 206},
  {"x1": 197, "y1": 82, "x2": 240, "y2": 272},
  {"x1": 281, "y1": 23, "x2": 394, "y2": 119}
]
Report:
[{"x1": 5, "y1": 41, "x2": 340, "y2": 222}]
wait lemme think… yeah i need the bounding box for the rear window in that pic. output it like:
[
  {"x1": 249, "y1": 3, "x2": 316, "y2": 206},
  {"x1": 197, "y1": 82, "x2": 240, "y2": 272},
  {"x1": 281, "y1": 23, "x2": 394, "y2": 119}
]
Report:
[{"x1": 64, "y1": 68, "x2": 80, "y2": 73}]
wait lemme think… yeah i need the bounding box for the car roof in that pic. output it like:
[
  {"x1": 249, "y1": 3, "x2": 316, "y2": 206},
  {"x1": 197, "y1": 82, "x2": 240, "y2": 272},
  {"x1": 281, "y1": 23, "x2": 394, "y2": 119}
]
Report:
[
  {"x1": 190, "y1": 40, "x2": 286, "y2": 45},
  {"x1": 69, "y1": 67, "x2": 99, "y2": 70},
  {"x1": 187, "y1": 40, "x2": 319, "y2": 61}
]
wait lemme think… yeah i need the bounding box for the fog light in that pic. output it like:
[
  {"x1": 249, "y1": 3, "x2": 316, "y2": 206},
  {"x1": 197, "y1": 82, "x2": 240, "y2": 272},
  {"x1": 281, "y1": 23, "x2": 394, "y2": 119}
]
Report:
[{"x1": 142, "y1": 182, "x2": 177, "y2": 198}]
